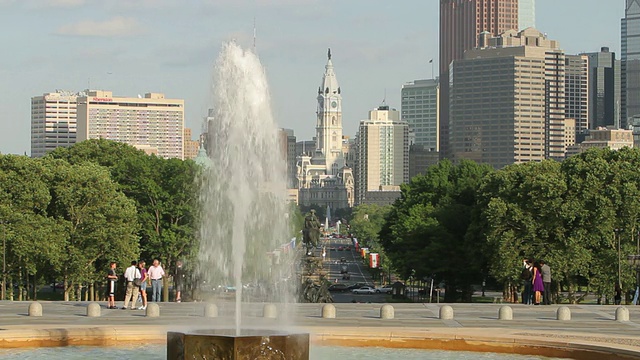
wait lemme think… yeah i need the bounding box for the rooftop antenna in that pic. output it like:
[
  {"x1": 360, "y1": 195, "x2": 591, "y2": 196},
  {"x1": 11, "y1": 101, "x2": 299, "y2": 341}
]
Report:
[
  {"x1": 382, "y1": 88, "x2": 387, "y2": 106},
  {"x1": 253, "y1": 17, "x2": 257, "y2": 52}
]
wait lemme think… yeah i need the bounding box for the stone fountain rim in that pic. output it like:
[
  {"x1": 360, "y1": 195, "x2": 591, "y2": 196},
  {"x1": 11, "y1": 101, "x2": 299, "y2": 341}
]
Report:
[{"x1": 0, "y1": 325, "x2": 637, "y2": 360}]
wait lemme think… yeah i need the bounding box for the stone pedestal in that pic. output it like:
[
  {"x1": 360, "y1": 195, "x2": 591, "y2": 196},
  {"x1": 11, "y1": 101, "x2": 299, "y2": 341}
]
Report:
[{"x1": 167, "y1": 330, "x2": 309, "y2": 360}]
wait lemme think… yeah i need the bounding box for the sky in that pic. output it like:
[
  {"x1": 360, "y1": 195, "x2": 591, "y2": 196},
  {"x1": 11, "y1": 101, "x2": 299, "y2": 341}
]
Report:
[{"x1": 0, "y1": 0, "x2": 625, "y2": 155}]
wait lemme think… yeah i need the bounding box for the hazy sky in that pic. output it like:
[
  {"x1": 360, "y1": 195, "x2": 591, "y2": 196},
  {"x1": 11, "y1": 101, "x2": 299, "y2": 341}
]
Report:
[{"x1": 0, "y1": 0, "x2": 624, "y2": 155}]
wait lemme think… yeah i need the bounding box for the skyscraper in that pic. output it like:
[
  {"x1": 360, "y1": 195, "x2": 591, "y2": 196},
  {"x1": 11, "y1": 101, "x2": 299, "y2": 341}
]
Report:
[
  {"x1": 76, "y1": 90, "x2": 185, "y2": 159},
  {"x1": 355, "y1": 106, "x2": 409, "y2": 205},
  {"x1": 622, "y1": 0, "x2": 640, "y2": 127},
  {"x1": 564, "y1": 54, "x2": 590, "y2": 133},
  {"x1": 518, "y1": 0, "x2": 536, "y2": 30},
  {"x1": 31, "y1": 90, "x2": 80, "y2": 158},
  {"x1": 401, "y1": 79, "x2": 439, "y2": 151},
  {"x1": 581, "y1": 47, "x2": 621, "y2": 129},
  {"x1": 439, "y1": 0, "x2": 519, "y2": 158},
  {"x1": 450, "y1": 28, "x2": 567, "y2": 168}
]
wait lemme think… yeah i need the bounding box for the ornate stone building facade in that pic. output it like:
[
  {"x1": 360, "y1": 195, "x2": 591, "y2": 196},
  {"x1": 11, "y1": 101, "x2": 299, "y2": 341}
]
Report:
[{"x1": 297, "y1": 50, "x2": 354, "y2": 209}]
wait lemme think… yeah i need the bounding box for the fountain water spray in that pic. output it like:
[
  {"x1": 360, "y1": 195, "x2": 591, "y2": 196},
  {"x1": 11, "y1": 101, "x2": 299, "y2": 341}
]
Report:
[{"x1": 197, "y1": 42, "x2": 295, "y2": 335}]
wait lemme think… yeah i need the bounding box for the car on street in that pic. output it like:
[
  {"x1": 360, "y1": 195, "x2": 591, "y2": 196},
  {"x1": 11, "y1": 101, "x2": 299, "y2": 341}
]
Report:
[
  {"x1": 338, "y1": 246, "x2": 344, "y2": 251},
  {"x1": 352, "y1": 286, "x2": 376, "y2": 294},
  {"x1": 376, "y1": 285, "x2": 393, "y2": 294},
  {"x1": 328, "y1": 283, "x2": 349, "y2": 292},
  {"x1": 347, "y1": 282, "x2": 367, "y2": 290}
]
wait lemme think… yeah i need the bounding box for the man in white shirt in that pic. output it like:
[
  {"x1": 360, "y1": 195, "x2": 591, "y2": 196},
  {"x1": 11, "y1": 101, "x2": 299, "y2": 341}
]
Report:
[
  {"x1": 122, "y1": 260, "x2": 141, "y2": 310},
  {"x1": 148, "y1": 258, "x2": 165, "y2": 302}
]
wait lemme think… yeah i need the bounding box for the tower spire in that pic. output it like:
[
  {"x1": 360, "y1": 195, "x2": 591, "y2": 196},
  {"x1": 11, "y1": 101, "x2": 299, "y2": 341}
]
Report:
[{"x1": 327, "y1": 48, "x2": 331, "y2": 60}]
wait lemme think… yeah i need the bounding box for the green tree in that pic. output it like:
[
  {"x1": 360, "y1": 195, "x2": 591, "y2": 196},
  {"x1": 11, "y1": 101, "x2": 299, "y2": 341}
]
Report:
[
  {"x1": 45, "y1": 160, "x2": 139, "y2": 301},
  {"x1": 381, "y1": 160, "x2": 493, "y2": 302}
]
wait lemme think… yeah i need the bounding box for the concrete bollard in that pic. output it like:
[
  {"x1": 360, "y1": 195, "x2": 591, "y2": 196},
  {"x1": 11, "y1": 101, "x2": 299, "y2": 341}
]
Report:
[
  {"x1": 263, "y1": 304, "x2": 277, "y2": 319},
  {"x1": 616, "y1": 306, "x2": 630, "y2": 322},
  {"x1": 145, "y1": 303, "x2": 160, "y2": 317},
  {"x1": 322, "y1": 304, "x2": 336, "y2": 319},
  {"x1": 204, "y1": 303, "x2": 218, "y2": 318},
  {"x1": 556, "y1": 306, "x2": 571, "y2": 321},
  {"x1": 86, "y1": 302, "x2": 101, "y2": 317},
  {"x1": 28, "y1": 302, "x2": 42, "y2": 317},
  {"x1": 380, "y1": 304, "x2": 394, "y2": 319},
  {"x1": 498, "y1": 305, "x2": 513, "y2": 320},
  {"x1": 439, "y1": 305, "x2": 454, "y2": 320}
]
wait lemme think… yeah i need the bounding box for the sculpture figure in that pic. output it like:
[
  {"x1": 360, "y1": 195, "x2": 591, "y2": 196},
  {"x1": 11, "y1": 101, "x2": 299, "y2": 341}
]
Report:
[{"x1": 303, "y1": 209, "x2": 321, "y2": 256}]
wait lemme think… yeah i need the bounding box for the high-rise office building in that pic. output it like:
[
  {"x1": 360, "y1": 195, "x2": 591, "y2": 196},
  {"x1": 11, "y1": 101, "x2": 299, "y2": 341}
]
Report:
[
  {"x1": 401, "y1": 79, "x2": 439, "y2": 152},
  {"x1": 519, "y1": 0, "x2": 536, "y2": 30},
  {"x1": 31, "y1": 90, "x2": 80, "y2": 158},
  {"x1": 450, "y1": 28, "x2": 567, "y2": 168},
  {"x1": 278, "y1": 128, "x2": 297, "y2": 189},
  {"x1": 354, "y1": 106, "x2": 409, "y2": 206},
  {"x1": 581, "y1": 47, "x2": 621, "y2": 129},
  {"x1": 564, "y1": 55, "x2": 590, "y2": 133},
  {"x1": 439, "y1": 0, "x2": 519, "y2": 158},
  {"x1": 76, "y1": 90, "x2": 184, "y2": 159},
  {"x1": 183, "y1": 128, "x2": 200, "y2": 160},
  {"x1": 622, "y1": 0, "x2": 640, "y2": 127}
]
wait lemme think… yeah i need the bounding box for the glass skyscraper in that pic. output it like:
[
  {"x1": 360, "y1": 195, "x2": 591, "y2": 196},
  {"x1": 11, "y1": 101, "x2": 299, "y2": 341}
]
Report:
[
  {"x1": 518, "y1": 0, "x2": 536, "y2": 30},
  {"x1": 622, "y1": 0, "x2": 640, "y2": 127}
]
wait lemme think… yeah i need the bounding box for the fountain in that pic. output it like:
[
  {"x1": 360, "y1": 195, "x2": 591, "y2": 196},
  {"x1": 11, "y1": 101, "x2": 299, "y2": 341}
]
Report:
[{"x1": 169, "y1": 41, "x2": 308, "y2": 359}]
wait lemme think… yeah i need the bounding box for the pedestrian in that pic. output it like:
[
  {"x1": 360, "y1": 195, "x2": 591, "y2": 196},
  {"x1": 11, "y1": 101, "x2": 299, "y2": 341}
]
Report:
[
  {"x1": 137, "y1": 260, "x2": 149, "y2": 310},
  {"x1": 532, "y1": 261, "x2": 544, "y2": 305},
  {"x1": 122, "y1": 260, "x2": 141, "y2": 310},
  {"x1": 540, "y1": 259, "x2": 552, "y2": 305},
  {"x1": 148, "y1": 258, "x2": 165, "y2": 302},
  {"x1": 615, "y1": 282, "x2": 622, "y2": 305},
  {"x1": 174, "y1": 260, "x2": 185, "y2": 303},
  {"x1": 521, "y1": 258, "x2": 533, "y2": 305},
  {"x1": 106, "y1": 262, "x2": 118, "y2": 309}
]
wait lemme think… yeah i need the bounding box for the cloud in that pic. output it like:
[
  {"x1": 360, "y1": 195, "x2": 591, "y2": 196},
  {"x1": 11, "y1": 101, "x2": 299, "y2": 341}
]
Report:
[
  {"x1": 30, "y1": 0, "x2": 85, "y2": 8},
  {"x1": 55, "y1": 16, "x2": 142, "y2": 37}
]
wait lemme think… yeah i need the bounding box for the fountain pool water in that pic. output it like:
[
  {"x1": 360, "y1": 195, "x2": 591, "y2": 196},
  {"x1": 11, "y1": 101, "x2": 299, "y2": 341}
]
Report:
[
  {"x1": 197, "y1": 41, "x2": 296, "y2": 335},
  {"x1": 0, "y1": 345, "x2": 570, "y2": 360}
]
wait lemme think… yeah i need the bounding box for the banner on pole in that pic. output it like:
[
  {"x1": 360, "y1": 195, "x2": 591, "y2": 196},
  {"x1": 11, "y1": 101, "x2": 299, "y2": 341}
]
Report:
[{"x1": 369, "y1": 253, "x2": 380, "y2": 268}]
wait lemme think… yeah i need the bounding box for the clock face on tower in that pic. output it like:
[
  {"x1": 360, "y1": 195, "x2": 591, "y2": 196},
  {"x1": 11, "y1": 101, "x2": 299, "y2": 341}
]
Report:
[{"x1": 331, "y1": 101, "x2": 337, "y2": 109}]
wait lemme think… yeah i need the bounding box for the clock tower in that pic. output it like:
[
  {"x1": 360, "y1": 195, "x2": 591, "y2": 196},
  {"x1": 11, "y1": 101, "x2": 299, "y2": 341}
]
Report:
[{"x1": 316, "y1": 48, "x2": 344, "y2": 175}]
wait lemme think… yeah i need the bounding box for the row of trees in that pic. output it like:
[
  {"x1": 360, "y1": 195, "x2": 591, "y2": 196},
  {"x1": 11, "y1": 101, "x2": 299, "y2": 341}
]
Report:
[
  {"x1": 352, "y1": 148, "x2": 640, "y2": 303},
  {"x1": 0, "y1": 139, "x2": 199, "y2": 301}
]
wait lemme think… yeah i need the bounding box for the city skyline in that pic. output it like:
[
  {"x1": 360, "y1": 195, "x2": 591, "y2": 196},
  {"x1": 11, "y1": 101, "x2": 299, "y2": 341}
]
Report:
[{"x1": 0, "y1": 0, "x2": 624, "y2": 155}]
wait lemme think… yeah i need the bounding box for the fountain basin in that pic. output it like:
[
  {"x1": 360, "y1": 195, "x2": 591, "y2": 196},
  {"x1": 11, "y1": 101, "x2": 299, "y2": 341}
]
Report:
[{"x1": 167, "y1": 330, "x2": 309, "y2": 360}]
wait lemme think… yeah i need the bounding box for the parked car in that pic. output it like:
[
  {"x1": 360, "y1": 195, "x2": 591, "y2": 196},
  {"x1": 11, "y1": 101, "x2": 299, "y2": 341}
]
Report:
[
  {"x1": 352, "y1": 286, "x2": 376, "y2": 294},
  {"x1": 328, "y1": 283, "x2": 349, "y2": 292},
  {"x1": 376, "y1": 285, "x2": 393, "y2": 294}
]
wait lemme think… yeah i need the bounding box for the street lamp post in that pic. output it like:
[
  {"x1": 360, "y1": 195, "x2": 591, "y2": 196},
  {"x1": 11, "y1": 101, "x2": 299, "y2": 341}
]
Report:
[
  {"x1": 1, "y1": 221, "x2": 5, "y2": 301},
  {"x1": 627, "y1": 255, "x2": 640, "y2": 305}
]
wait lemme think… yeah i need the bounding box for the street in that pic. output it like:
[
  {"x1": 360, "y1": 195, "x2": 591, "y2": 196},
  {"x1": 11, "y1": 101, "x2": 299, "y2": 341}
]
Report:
[{"x1": 319, "y1": 236, "x2": 389, "y2": 303}]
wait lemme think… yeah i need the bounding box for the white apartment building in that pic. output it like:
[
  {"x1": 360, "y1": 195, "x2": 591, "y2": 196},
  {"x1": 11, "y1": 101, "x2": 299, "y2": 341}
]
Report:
[
  {"x1": 76, "y1": 90, "x2": 184, "y2": 159},
  {"x1": 355, "y1": 105, "x2": 409, "y2": 205},
  {"x1": 31, "y1": 91, "x2": 80, "y2": 158}
]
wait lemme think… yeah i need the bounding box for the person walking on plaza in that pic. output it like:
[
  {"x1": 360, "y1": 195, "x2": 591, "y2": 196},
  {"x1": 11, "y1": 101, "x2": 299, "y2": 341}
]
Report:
[
  {"x1": 106, "y1": 262, "x2": 118, "y2": 309},
  {"x1": 540, "y1": 259, "x2": 552, "y2": 305},
  {"x1": 532, "y1": 261, "x2": 544, "y2": 305},
  {"x1": 122, "y1": 260, "x2": 141, "y2": 310},
  {"x1": 521, "y1": 259, "x2": 533, "y2": 304},
  {"x1": 174, "y1": 260, "x2": 185, "y2": 303},
  {"x1": 137, "y1": 260, "x2": 149, "y2": 310},
  {"x1": 148, "y1": 258, "x2": 165, "y2": 302}
]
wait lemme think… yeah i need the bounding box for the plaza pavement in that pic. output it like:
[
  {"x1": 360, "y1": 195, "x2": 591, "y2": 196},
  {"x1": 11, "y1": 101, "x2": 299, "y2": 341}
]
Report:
[{"x1": 0, "y1": 301, "x2": 638, "y2": 358}]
